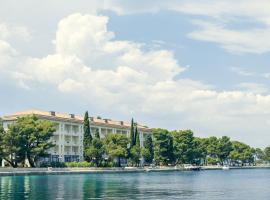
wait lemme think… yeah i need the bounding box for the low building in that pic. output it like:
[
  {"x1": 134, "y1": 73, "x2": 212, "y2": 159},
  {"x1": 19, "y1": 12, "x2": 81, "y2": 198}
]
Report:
[{"x1": 1, "y1": 110, "x2": 151, "y2": 164}]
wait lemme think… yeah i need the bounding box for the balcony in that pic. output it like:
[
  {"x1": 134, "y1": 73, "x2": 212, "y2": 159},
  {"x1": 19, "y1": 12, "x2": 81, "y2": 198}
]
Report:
[
  {"x1": 63, "y1": 151, "x2": 79, "y2": 155},
  {"x1": 65, "y1": 141, "x2": 72, "y2": 146}
]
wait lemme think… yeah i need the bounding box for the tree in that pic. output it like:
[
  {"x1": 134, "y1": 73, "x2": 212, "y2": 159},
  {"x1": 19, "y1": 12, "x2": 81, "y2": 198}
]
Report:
[
  {"x1": 0, "y1": 121, "x2": 24, "y2": 168},
  {"x1": 229, "y1": 141, "x2": 254, "y2": 166},
  {"x1": 194, "y1": 137, "x2": 208, "y2": 165},
  {"x1": 85, "y1": 138, "x2": 104, "y2": 167},
  {"x1": 130, "y1": 118, "x2": 135, "y2": 147},
  {"x1": 172, "y1": 130, "x2": 197, "y2": 164},
  {"x1": 26, "y1": 116, "x2": 55, "y2": 167},
  {"x1": 84, "y1": 129, "x2": 104, "y2": 166},
  {"x1": 83, "y1": 111, "x2": 92, "y2": 161},
  {"x1": 104, "y1": 133, "x2": 129, "y2": 167},
  {"x1": 130, "y1": 145, "x2": 141, "y2": 166},
  {"x1": 135, "y1": 125, "x2": 139, "y2": 146},
  {"x1": 217, "y1": 136, "x2": 232, "y2": 165},
  {"x1": 2, "y1": 116, "x2": 55, "y2": 167},
  {"x1": 130, "y1": 125, "x2": 141, "y2": 166},
  {"x1": 206, "y1": 136, "x2": 219, "y2": 159},
  {"x1": 85, "y1": 129, "x2": 104, "y2": 166},
  {"x1": 168, "y1": 133, "x2": 174, "y2": 163},
  {"x1": 153, "y1": 129, "x2": 174, "y2": 166},
  {"x1": 255, "y1": 148, "x2": 265, "y2": 161},
  {"x1": 142, "y1": 134, "x2": 154, "y2": 164},
  {"x1": 0, "y1": 123, "x2": 5, "y2": 163},
  {"x1": 264, "y1": 146, "x2": 270, "y2": 162}
]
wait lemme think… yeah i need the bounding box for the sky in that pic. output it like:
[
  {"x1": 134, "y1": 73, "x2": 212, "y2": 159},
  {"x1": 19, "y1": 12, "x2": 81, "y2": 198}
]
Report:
[{"x1": 1, "y1": 0, "x2": 270, "y2": 147}]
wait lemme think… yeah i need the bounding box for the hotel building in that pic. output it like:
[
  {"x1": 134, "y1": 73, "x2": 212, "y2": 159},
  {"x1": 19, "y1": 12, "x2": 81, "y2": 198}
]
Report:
[{"x1": 1, "y1": 110, "x2": 151, "y2": 163}]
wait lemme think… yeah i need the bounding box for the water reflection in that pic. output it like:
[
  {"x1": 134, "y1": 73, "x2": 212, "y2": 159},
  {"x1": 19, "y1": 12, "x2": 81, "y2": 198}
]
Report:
[
  {"x1": 0, "y1": 170, "x2": 270, "y2": 200},
  {"x1": 0, "y1": 176, "x2": 29, "y2": 199}
]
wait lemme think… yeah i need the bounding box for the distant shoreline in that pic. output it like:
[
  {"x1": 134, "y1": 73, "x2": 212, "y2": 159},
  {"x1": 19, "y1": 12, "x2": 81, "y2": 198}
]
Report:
[
  {"x1": 1, "y1": 165, "x2": 270, "y2": 177},
  {"x1": 201, "y1": 165, "x2": 270, "y2": 170}
]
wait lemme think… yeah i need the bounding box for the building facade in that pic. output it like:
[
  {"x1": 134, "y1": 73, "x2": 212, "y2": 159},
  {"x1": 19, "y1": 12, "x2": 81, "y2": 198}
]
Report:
[{"x1": 1, "y1": 110, "x2": 151, "y2": 164}]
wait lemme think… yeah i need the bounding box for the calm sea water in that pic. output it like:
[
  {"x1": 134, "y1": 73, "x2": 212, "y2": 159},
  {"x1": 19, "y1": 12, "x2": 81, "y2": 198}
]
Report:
[{"x1": 0, "y1": 169, "x2": 269, "y2": 199}]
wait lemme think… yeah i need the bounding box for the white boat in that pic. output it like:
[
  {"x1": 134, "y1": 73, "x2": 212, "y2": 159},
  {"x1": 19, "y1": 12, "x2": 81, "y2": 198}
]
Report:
[
  {"x1": 183, "y1": 164, "x2": 201, "y2": 171},
  {"x1": 222, "y1": 166, "x2": 230, "y2": 170}
]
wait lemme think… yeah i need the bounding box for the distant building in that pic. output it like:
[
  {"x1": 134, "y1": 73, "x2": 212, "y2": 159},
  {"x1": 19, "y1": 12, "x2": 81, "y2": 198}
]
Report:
[{"x1": 1, "y1": 110, "x2": 151, "y2": 164}]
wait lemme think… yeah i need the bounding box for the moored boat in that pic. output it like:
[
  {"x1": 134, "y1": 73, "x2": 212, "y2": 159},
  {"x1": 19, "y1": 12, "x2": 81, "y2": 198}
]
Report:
[
  {"x1": 222, "y1": 166, "x2": 230, "y2": 170},
  {"x1": 183, "y1": 164, "x2": 201, "y2": 171}
]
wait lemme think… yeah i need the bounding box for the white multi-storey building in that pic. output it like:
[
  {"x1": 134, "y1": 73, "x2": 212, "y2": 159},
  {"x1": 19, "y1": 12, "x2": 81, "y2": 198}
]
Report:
[{"x1": 1, "y1": 110, "x2": 151, "y2": 163}]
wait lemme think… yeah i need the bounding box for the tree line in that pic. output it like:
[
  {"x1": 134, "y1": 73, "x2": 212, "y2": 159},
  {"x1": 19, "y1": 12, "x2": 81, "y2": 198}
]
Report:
[
  {"x1": 83, "y1": 112, "x2": 154, "y2": 167},
  {"x1": 83, "y1": 112, "x2": 270, "y2": 167},
  {"x1": 151, "y1": 128, "x2": 270, "y2": 166},
  {"x1": 1, "y1": 112, "x2": 270, "y2": 168}
]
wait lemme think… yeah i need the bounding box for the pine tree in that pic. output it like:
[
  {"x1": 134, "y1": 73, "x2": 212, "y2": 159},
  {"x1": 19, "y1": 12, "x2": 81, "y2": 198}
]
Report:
[
  {"x1": 142, "y1": 134, "x2": 154, "y2": 164},
  {"x1": 85, "y1": 128, "x2": 104, "y2": 167},
  {"x1": 130, "y1": 125, "x2": 141, "y2": 166},
  {"x1": 130, "y1": 118, "x2": 135, "y2": 147},
  {"x1": 135, "y1": 125, "x2": 140, "y2": 147},
  {"x1": 153, "y1": 128, "x2": 174, "y2": 166},
  {"x1": 83, "y1": 111, "x2": 92, "y2": 161},
  {"x1": 104, "y1": 133, "x2": 129, "y2": 167},
  {"x1": 1, "y1": 116, "x2": 55, "y2": 167}
]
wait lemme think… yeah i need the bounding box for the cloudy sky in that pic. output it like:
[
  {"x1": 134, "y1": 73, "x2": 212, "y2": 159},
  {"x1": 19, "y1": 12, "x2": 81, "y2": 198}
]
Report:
[{"x1": 1, "y1": 0, "x2": 270, "y2": 147}]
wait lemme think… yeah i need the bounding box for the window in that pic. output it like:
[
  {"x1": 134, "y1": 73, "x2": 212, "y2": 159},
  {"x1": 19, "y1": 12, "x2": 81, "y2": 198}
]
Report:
[
  {"x1": 64, "y1": 124, "x2": 71, "y2": 133},
  {"x1": 73, "y1": 125, "x2": 79, "y2": 134},
  {"x1": 64, "y1": 155, "x2": 79, "y2": 162},
  {"x1": 51, "y1": 155, "x2": 59, "y2": 162}
]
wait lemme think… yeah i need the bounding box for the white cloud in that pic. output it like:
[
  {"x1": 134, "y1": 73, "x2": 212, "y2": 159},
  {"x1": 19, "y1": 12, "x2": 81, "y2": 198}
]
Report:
[
  {"x1": 103, "y1": 0, "x2": 270, "y2": 54},
  {"x1": 21, "y1": 54, "x2": 88, "y2": 84},
  {"x1": 2, "y1": 12, "x2": 270, "y2": 146},
  {"x1": 188, "y1": 20, "x2": 270, "y2": 54},
  {"x1": 236, "y1": 83, "x2": 269, "y2": 94},
  {"x1": 0, "y1": 22, "x2": 30, "y2": 77},
  {"x1": 262, "y1": 73, "x2": 270, "y2": 79},
  {"x1": 0, "y1": 22, "x2": 31, "y2": 41},
  {"x1": 54, "y1": 13, "x2": 183, "y2": 80},
  {"x1": 103, "y1": 0, "x2": 170, "y2": 15},
  {"x1": 0, "y1": 40, "x2": 19, "y2": 70},
  {"x1": 0, "y1": 40, "x2": 14, "y2": 64},
  {"x1": 58, "y1": 79, "x2": 85, "y2": 93},
  {"x1": 170, "y1": 0, "x2": 270, "y2": 54},
  {"x1": 2, "y1": 1, "x2": 270, "y2": 55},
  {"x1": 171, "y1": 0, "x2": 270, "y2": 22},
  {"x1": 230, "y1": 67, "x2": 254, "y2": 77},
  {"x1": 55, "y1": 13, "x2": 114, "y2": 57},
  {"x1": 12, "y1": 13, "x2": 186, "y2": 108}
]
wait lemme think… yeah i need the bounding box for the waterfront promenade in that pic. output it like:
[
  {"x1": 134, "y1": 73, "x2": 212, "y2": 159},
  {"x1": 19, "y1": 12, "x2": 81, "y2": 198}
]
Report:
[{"x1": 1, "y1": 165, "x2": 269, "y2": 176}]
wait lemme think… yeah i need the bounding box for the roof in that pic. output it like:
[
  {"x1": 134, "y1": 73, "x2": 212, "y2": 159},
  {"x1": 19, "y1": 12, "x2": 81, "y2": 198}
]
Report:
[{"x1": 2, "y1": 109, "x2": 151, "y2": 132}]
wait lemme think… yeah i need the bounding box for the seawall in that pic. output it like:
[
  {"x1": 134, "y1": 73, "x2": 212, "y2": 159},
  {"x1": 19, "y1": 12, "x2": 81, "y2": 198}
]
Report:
[{"x1": 1, "y1": 165, "x2": 270, "y2": 176}]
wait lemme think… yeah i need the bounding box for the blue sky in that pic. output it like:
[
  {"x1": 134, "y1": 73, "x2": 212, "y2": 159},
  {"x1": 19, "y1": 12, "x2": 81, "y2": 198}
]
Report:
[
  {"x1": 1, "y1": 0, "x2": 270, "y2": 147},
  {"x1": 106, "y1": 10, "x2": 270, "y2": 90}
]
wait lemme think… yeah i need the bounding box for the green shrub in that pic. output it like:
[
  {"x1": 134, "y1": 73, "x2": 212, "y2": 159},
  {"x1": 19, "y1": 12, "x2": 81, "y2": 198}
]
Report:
[
  {"x1": 89, "y1": 162, "x2": 96, "y2": 167},
  {"x1": 65, "y1": 161, "x2": 90, "y2": 168},
  {"x1": 40, "y1": 162, "x2": 67, "y2": 168},
  {"x1": 40, "y1": 162, "x2": 50, "y2": 167},
  {"x1": 99, "y1": 161, "x2": 114, "y2": 167},
  {"x1": 79, "y1": 161, "x2": 91, "y2": 167},
  {"x1": 207, "y1": 157, "x2": 219, "y2": 165},
  {"x1": 50, "y1": 162, "x2": 67, "y2": 168}
]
